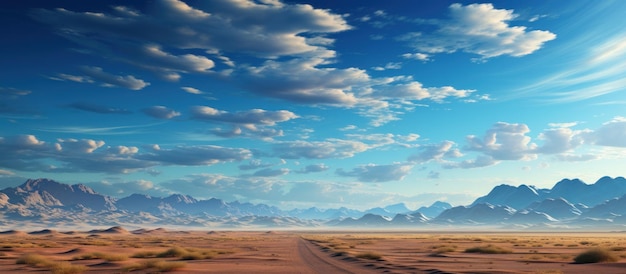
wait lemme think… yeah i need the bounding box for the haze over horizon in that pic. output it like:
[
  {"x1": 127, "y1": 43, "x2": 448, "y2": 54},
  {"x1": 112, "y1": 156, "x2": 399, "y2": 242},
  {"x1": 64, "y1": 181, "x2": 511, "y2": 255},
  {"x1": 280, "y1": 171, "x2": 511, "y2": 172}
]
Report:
[{"x1": 2, "y1": 1, "x2": 626, "y2": 210}]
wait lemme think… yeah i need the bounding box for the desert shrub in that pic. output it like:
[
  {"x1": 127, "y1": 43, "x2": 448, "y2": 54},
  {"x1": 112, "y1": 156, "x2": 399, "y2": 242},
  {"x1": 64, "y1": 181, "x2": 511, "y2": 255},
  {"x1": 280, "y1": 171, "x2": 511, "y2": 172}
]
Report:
[
  {"x1": 49, "y1": 262, "x2": 87, "y2": 274},
  {"x1": 16, "y1": 253, "x2": 51, "y2": 266},
  {"x1": 464, "y1": 245, "x2": 512, "y2": 254},
  {"x1": 16, "y1": 254, "x2": 86, "y2": 274},
  {"x1": 433, "y1": 246, "x2": 456, "y2": 254},
  {"x1": 73, "y1": 252, "x2": 127, "y2": 261},
  {"x1": 123, "y1": 259, "x2": 186, "y2": 272},
  {"x1": 610, "y1": 246, "x2": 626, "y2": 251},
  {"x1": 157, "y1": 247, "x2": 187, "y2": 258},
  {"x1": 573, "y1": 248, "x2": 618, "y2": 264},
  {"x1": 131, "y1": 251, "x2": 159, "y2": 258},
  {"x1": 355, "y1": 251, "x2": 382, "y2": 260}
]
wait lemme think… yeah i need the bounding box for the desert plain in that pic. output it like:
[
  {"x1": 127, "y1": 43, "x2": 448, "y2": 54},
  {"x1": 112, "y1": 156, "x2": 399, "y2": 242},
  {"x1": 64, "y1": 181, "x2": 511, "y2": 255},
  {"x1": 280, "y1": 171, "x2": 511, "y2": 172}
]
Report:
[{"x1": 1, "y1": 227, "x2": 626, "y2": 273}]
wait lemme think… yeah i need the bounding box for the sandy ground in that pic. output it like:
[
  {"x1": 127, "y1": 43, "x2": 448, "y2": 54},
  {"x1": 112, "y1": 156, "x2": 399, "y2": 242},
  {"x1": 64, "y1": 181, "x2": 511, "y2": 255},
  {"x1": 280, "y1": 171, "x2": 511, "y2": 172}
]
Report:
[{"x1": 1, "y1": 228, "x2": 626, "y2": 273}]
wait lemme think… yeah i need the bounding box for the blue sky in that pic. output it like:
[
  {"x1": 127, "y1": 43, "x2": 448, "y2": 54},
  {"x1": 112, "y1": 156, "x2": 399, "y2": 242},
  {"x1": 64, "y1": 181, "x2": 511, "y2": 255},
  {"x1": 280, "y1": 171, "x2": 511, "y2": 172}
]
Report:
[{"x1": 2, "y1": 0, "x2": 626, "y2": 210}]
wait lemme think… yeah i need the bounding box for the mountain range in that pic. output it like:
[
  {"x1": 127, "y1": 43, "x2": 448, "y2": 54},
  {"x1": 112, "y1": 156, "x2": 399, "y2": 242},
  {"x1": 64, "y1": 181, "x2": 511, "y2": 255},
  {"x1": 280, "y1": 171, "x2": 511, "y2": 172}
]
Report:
[{"x1": 2, "y1": 177, "x2": 626, "y2": 230}]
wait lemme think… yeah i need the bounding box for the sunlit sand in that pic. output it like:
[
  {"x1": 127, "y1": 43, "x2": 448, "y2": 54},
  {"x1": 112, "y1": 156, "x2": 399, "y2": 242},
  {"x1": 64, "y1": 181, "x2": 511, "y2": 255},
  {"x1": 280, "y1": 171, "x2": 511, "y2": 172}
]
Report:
[{"x1": 2, "y1": 227, "x2": 626, "y2": 273}]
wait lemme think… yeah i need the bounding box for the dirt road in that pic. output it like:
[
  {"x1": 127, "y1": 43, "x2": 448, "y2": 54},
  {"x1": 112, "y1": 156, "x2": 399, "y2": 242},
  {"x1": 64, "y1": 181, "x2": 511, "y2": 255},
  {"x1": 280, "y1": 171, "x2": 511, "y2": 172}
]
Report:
[{"x1": 295, "y1": 238, "x2": 379, "y2": 273}]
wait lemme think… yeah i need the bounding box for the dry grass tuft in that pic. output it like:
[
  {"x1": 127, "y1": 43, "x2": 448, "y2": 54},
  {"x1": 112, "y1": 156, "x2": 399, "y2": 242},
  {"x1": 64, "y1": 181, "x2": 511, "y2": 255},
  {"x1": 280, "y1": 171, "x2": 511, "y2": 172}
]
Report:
[
  {"x1": 573, "y1": 248, "x2": 618, "y2": 264},
  {"x1": 73, "y1": 252, "x2": 127, "y2": 261},
  {"x1": 464, "y1": 245, "x2": 512, "y2": 254},
  {"x1": 123, "y1": 259, "x2": 186, "y2": 272},
  {"x1": 16, "y1": 253, "x2": 86, "y2": 273}
]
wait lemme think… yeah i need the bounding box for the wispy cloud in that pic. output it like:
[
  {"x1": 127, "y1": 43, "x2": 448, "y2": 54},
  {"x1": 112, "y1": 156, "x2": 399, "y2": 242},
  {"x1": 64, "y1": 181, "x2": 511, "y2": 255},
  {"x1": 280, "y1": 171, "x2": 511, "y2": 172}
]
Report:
[
  {"x1": 67, "y1": 102, "x2": 132, "y2": 114},
  {"x1": 35, "y1": 123, "x2": 161, "y2": 135},
  {"x1": 514, "y1": 32, "x2": 626, "y2": 103}
]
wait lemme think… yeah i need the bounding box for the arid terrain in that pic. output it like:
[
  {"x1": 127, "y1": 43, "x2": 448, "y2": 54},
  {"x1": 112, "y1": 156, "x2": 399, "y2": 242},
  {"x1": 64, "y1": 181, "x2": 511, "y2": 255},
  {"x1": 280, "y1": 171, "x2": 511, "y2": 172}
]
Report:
[{"x1": 1, "y1": 227, "x2": 626, "y2": 273}]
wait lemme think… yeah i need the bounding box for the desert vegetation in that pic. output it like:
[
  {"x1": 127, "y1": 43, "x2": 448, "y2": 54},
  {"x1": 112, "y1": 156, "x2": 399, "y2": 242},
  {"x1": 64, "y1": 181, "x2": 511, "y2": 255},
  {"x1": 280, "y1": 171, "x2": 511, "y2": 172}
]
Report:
[
  {"x1": 1, "y1": 229, "x2": 626, "y2": 273},
  {"x1": 573, "y1": 248, "x2": 618, "y2": 264}
]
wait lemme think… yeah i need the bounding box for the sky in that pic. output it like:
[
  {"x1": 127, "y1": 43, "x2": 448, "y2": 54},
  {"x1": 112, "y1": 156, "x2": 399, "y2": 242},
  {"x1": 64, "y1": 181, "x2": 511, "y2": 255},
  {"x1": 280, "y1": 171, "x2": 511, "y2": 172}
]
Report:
[{"x1": 2, "y1": 0, "x2": 626, "y2": 210}]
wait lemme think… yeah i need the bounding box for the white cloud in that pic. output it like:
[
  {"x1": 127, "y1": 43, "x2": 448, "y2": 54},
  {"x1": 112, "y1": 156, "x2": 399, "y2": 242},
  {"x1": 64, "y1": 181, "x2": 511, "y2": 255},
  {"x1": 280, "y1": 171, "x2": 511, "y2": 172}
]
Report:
[
  {"x1": 402, "y1": 52, "x2": 431, "y2": 62},
  {"x1": 589, "y1": 117, "x2": 626, "y2": 147},
  {"x1": 242, "y1": 57, "x2": 364, "y2": 105},
  {"x1": 401, "y1": 3, "x2": 556, "y2": 61},
  {"x1": 192, "y1": 106, "x2": 298, "y2": 126},
  {"x1": 515, "y1": 35, "x2": 626, "y2": 103},
  {"x1": 409, "y1": 140, "x2": 461, "y2": 163},
  {"x1": 142, "y1": 106, "x2": 181, "y2": 119},
  {"x1": 273, "y1": 139, "x2": 371, "y2": 159},
  {"x1": 336, "y1": 163, "x2": 413, "y2": 182},
  {"x1": 57, "y1": 67, "x2": 149, "y2": 90},
  {"x1": 34, "y1": 0, "x2": 350, "y2": 72},
  {"x1": 56, "y1": 138, "x2": 105, "y2": 154},
  {"x1": 443, "y1": 155, "x2": 499, "y2": 169},
  {"x1": 0, "y1": 134, "x2": 252, "y2": 174},
  {"x1": 536, "y1": 127, "x2": 585, "y2": 154},
  {"x1": 252, "y1": 168, "x2": 290, "y2": 177},
  {"x1": 208, "y1": 126, "x2": 284, "y2": 139},
  {"x1": 370, "y1": 77, "x2": 476, "y2": 103},
  {"x1": 554, "y1": 154, "x2": 598, "y2": 162},
  {"x1": 138, "y1": 145, "x2": 251, "y2": 166},
  {"x1": 295, "y1": 163, "x2": 329, "y2": 174},
  {"x1": 181, "y1": 86, "x2": 202, "y2": 94},
  {"x1": 239, "y1": 159, "x2": 275, "y2": 171},
  {"x1": 81, "y1": 66, "x2": 150, "y2": 90},
  {"x1": 33, "y1": 0, "x2": 489, "y2": 127},
  {"x1": 87, "y1": 179, "x2": 170, "y2": 197},
  {"x1": 372, "y1": 62, "x2": 402, "y2": 71},
  {"x1": 466, "y1": 122, "x2": 537, "y2": 161}
]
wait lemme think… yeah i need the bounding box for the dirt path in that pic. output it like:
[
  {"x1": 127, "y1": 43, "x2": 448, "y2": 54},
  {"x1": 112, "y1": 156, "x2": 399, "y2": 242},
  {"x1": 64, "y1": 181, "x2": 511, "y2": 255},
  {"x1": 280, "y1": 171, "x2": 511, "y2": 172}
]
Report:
[{"x1": 295, "y1": 237, "x2": 380, "y2": 274}]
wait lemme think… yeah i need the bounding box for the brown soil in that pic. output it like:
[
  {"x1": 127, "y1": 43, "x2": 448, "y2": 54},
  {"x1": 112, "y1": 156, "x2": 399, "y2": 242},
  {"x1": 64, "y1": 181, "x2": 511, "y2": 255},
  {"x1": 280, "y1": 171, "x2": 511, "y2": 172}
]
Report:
[{"x1": 1, "y1": 229, "x2": 626, "y2": 273}]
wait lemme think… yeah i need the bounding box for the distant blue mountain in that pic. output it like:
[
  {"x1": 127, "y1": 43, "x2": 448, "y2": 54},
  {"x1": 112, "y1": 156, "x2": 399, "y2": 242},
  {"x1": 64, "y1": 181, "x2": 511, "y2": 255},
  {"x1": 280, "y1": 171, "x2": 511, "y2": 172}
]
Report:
[
  {"x1": 4, "y1": 177, "x2": 626, "y2": 229},
  {"x1": 471, "y1": 176, "x2": 626, "y2": 210}
]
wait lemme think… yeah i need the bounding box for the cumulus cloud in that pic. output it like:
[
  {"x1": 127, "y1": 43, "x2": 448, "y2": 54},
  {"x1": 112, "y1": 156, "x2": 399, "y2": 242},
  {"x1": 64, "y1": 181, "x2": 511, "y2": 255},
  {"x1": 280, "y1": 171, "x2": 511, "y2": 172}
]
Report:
[
  {"x1": 295, "y1": 163, "x2": 329, "y2": 174},
  {"x1": 409, "y1": 141, "x2": 461, "y2": 163},
  {"x1": 192, "y1": 106, "x2": 298, "y2": 126},
  {"x1": 466, "y1": 122, "x2": 538, "y2": 161},
  {"x1": 142, "y1": 106, "x2": 181, "y2": 119},
  {"x1": 82, "y1": 66, "x2": 149, "y2": 90},
  {"x1": 67, "y1": 102, "x2": 131, "y2": 114},
  {"x1": 192, "y1": 106, "x2": 297, "y2": 139},
  {"x1": 252, "y1": 168, "x2": 289, "y2": 177},
  {"x1": 589, "y1": 117, "x2": 626, "y2": 147},
  {"x1": 402, "y1": 52, "x2": 431, "y2": 62},
  {"x1": 209, "y1": 126, "x2": 284, "y2": 139},
  {"x1": 535, "y1": 127, "x2": 585, "y2": 154},
  {"x1": 138, "y1": 145, "x2": 251, "y2": 166},
  {"x1": 401, "y1": 3, "x2": 556, "y2": 61},
  {"x1": 239, "y1": 159, "x2": 275, "y2": 171},
  {"x1": 273, "y1": 139, "x2": 371, "y2": 159},
  {"x1": 0, "y1": 134, "x2": 252, "y2": 174},
  {"x1": 242, "y1": 57, "x2": 365, "y2": 105},
  {"x1": 336, "y1": 163, "x2": 413, "y2": 182},
  {"x1": 369, "y1": 76, "x2": 477, "y2": 103},
  {"x1": 33, "y1": 0, "x2": 350, "y2": 78},
  {"x1": 33, "y1": 0, "x2": 488, "y2": 126}
]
